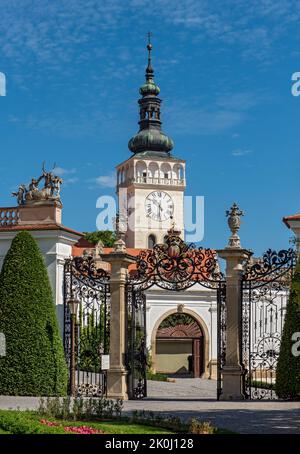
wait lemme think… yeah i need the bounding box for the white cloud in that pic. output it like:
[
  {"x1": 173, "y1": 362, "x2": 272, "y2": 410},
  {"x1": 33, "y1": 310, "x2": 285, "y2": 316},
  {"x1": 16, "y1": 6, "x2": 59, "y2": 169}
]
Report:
[
  {"x1": 167, "y1": 103, "x2": 245, "y2": 135},
  {"x1": 1, "y1": 0, "x2": 299, "y2": 78},
  {"x1": 63, "y1": 177, "x2": 79, "y2": 186},
  {"x1": 0, "y1": 72, "x2": 6, "y2": 96},
  {"x1": 231, "y1": 148, "x2": 253, "y2": 157},
  {"x1": 94, "y1": 173, "x2": 116, "y2": 188},
  {"x1": 216, "y1": 92, "x2": 260, "y2": 111},
  {"x1": 53, "y1": 166, "x2": 76, "y2": 176}
]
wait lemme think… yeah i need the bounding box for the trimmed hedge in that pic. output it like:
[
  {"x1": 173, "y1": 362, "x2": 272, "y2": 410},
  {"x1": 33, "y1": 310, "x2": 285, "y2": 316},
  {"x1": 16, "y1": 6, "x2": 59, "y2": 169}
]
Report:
[
  {"x1": 276, "y1": 260, "x2": 300, "y2": 399},
  {"x1": 0, "y1": 231, "x2": 68, "y2": 396}
]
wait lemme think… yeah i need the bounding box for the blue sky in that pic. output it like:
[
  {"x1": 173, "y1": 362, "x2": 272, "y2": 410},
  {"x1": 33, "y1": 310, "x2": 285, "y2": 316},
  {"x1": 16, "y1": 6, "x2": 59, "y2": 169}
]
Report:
[{"x1": 0, "y1": 0, "x2": 300, "y2": 255}]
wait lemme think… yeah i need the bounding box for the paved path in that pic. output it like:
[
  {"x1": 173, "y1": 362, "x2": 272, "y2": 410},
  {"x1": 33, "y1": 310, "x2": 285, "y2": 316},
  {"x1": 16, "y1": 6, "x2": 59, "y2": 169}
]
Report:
[
  {"x1": 0, "y1": 379, "x2": 299, "y2": 434},
  {"x1": 124, "y1": 379, "x2": 300, "y2": 434}
]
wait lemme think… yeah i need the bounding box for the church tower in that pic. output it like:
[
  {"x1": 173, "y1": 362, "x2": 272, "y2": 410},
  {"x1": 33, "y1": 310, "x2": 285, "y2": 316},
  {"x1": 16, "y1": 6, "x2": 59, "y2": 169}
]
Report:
[{"x1": 116, "y1": 38, "x2": 186, "y2": 248}]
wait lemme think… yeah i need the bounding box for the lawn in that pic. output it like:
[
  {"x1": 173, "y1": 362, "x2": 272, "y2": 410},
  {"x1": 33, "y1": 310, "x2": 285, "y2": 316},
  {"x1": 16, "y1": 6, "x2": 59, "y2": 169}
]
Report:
[{"x1": 0, "y1": 410, "x2": 173, "y2": 435}]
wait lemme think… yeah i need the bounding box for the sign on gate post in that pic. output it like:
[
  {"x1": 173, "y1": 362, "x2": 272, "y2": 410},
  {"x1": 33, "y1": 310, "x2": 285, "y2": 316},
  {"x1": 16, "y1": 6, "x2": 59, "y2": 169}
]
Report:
[{"x1": 101, "y1": 355, "x2": 110, "y2": 370}]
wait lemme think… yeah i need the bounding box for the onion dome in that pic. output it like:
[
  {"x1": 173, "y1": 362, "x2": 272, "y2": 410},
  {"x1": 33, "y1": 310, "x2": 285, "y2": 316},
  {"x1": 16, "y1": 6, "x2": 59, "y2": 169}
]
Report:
[
  {"x1": 128, "y1": 129, "x2": 174, "y2": 155},
  {"x1": 139, "y1": 81, "x2": 160, "y2": 97},
  {"x1": 128, "y1": 36, "x2": 174, "y2": 157}
]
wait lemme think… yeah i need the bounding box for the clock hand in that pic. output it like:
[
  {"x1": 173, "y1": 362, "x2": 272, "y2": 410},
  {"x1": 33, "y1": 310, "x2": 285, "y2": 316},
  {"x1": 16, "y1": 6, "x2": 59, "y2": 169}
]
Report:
[{"x1": 158, "y1": 203, "x2": 163, "y2": 220}]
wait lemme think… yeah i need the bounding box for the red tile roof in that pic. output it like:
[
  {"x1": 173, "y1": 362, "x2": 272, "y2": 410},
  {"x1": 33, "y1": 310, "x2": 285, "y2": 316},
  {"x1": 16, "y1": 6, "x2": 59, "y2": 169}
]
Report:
[
  {"x1": 72, "y1": 239, "x2": 143, "y2": 257},
  {"x1": 0, "y1": 223, "x2": 82, "y2": 236},
  {"x1": 72, "y1": 241, "x2": 143, "y2": 272},
  {"x1": 283, "y1": 213, "x2": 300, "y2": 228},
  {"x1": 72, "y1": 237, "x2": 95, "y2": 256}
]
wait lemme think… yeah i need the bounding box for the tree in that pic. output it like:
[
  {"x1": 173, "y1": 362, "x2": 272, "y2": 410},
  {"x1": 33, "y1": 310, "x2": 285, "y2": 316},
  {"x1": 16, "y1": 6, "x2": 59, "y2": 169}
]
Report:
[
  {"x1": 83, "y1": 230, "x2": 116, "y2": 247},
  {"x1": 159, "y1": 313, "x2": 195, "y2": 328},
  {"x1": 276, "y1": 260, "x2": 300, "y2": 399},
  {"x1": 0, "y1": 231, "x2": 68, "y2": 396}
]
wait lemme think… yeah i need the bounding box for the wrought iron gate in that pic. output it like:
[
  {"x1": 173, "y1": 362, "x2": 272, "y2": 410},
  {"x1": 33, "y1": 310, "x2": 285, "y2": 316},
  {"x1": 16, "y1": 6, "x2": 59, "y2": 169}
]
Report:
[
  {"x1": 241, "y1": 249, "x2": 296, "y2": 399},
  {"x1": 64, "y1": 255, "x2": 110, "y2": 397},
  {"x1": 217, "y1": 282, "x2": 226, "y2": 400},
  {"x1": 126, "y1": 232, "x2": 225, "y2": 399},
  {"x1": 125, "y1": 286, "x2": 147, "y2": 399}
]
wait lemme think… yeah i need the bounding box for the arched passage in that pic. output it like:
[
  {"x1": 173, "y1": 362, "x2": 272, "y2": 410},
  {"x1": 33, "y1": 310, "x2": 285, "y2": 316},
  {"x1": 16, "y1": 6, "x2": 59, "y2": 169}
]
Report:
[{"x1": 150, "y1": 308, "x2": 210, "y2": 378}]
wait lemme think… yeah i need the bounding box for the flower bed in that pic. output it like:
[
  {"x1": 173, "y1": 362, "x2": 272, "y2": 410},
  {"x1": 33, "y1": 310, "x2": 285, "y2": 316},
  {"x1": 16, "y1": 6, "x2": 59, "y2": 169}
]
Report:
[
  {"x1": 0, "y1": 411, "x2": 174, "y2": 435},
  {"x1": 40, "y1": 419, "x2": 104, "y2": 434}
]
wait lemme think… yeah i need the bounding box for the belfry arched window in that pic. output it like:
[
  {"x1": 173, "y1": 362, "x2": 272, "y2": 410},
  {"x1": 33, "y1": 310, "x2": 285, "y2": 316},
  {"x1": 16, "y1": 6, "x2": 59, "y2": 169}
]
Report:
[{"x1": 148, "y1": 234, "x2": 156, "y2": 249}]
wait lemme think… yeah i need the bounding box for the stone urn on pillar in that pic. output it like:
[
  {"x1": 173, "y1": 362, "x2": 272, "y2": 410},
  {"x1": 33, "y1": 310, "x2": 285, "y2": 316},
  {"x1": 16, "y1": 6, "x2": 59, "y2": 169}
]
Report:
[
  {"x1": 226, "y1": 202, "x2": 244, "y2": 248},
  {"x1": 218, "y1": 202, "x2": 252, "y2": 400}
]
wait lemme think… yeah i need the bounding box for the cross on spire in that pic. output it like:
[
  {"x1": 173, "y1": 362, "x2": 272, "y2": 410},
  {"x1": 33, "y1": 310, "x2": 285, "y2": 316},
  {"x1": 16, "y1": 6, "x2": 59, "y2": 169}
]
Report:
[{"x1": 147, "y1": 31, "x2": 152, "y2": 46}]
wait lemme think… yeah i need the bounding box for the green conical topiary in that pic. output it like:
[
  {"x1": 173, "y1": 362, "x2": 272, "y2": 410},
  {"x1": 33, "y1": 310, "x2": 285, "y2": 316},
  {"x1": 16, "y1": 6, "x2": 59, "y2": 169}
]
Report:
[
  {"x1": 276, "y1": 260, "x2": 300, "y2": 399},
  {"x1": 0, "y1": 231, "x2": 68, "y2": 396}
]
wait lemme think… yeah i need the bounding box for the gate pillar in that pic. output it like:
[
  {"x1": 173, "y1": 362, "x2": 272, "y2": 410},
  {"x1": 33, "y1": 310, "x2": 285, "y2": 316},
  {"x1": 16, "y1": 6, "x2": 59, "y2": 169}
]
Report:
[
  {"x1": 102, "y1": 240, "x2": 135, "y2": 400},
  {"x1": 217, "y1": 203, "x2": 251, "y2": 400}
]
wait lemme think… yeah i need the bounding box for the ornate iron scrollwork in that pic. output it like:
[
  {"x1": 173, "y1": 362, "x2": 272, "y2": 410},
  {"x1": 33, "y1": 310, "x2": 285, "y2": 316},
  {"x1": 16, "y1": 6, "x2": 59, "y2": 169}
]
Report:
[
  {"x1": 132, "y1": 233, "x2": 223, "y2": 291},
  {"x1": 67, "y1": 255, "x2": 110, "y2": 281},
  {"x1": 242, "y1": 248, "x2": 296, "y2": 400},
  {"x1": 126, "y1": 232, "x2": 226, "y2": 400},
  {"x1": 217, "y1": 282, "x2": 226, "y2": 400},
  {"x1": 243, "y1": 248, "x2": 296, "y2": 284},
  {"x1": 125, "y1": 286, "x2": 147, "y2": 399},
  {"x1": 64, "y1": 255, "x2": 110, "y2": 398}
]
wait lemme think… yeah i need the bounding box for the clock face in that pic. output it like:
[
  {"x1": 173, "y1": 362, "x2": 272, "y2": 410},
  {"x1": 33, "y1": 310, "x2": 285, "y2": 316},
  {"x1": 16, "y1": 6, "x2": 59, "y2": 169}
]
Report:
[{"x1": 145, "y1": 191, "x2": 174, "y2": 221}]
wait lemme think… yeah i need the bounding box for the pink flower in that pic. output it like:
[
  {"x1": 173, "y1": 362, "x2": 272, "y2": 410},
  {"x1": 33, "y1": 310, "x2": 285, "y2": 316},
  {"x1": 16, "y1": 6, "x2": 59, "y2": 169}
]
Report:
[
  {"x1": 40, "y1": 419, "x2": 59, "y2": 427},
  {"x1": 40, "y1": 419, "x2": 104, "y2": 434},
  {"x1": 64, "y1": 425, "x2": 104, "y2": 435}
]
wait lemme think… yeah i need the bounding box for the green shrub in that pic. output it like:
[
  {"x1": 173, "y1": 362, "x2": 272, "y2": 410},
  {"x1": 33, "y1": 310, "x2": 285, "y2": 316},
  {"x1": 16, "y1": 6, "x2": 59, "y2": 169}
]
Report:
[
  {"x1": 37, "y1": 396, "x2": 123, "y2": 420},
  {"x1": 276, "y1": 260, "x2": 300, "y2": 399},
  {"x1": 0, "y1": 231, "x2": 68, "y2": 396},
  {"x1": 38, "y1": 397, "x2": 72, "y2": 420},
  {"x1": 130, "y1": 410, "x2": 185, "y2": 432},
  {"x1": 188, "y1": 419, "x2": 215, "y2": 434}
]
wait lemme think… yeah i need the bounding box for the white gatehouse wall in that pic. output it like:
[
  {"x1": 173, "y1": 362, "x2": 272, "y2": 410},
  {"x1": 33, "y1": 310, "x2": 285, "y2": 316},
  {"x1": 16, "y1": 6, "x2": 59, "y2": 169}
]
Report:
[{"x1": 145, "y1": 283, "x2": 218, "y2": 379}]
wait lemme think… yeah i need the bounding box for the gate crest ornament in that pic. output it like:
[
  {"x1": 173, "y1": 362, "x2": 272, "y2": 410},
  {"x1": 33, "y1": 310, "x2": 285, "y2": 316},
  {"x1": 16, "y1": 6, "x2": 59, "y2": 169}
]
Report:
[{"x1": 133, "y1": 232, "x2": 223, "y2": 291}]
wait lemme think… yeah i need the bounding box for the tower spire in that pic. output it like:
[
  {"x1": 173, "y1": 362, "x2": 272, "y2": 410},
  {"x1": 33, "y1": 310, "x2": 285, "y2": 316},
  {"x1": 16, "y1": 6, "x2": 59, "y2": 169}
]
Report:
[
  {"x1": 128, "y1": 35, "x2": 174, "y2": 157},
  {"x1": 146, "y1": 31, "x2": 154, "y2": 81}
]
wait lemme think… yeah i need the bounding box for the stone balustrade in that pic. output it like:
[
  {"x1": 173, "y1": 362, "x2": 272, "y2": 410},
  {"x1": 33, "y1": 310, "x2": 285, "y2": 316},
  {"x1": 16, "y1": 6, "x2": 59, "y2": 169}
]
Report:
[
  {"x1": 0, "y1": 207, "x2": 20, "y2": 227},
  {"x1": 134, "y1": 176, "x2": 185, "y2": 186}
]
